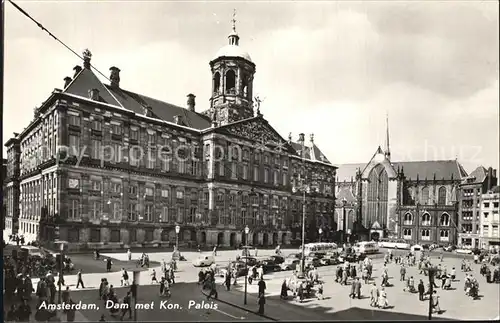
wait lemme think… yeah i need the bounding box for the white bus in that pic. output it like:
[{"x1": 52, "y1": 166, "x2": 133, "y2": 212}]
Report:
[
  {"x1": 353, "y1": 241, "x2": 379, "y2": 254},
  {"x1": 302, "y1": 242, "x2": 338, "y2": 257},
  {"x1": 378, "y1": 239, "x2": 411, "y2": 250}
]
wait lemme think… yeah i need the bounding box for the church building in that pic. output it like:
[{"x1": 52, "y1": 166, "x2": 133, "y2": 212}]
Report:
[{"x1": 335, "y1": 117, "x2": 468, "y2": 246}]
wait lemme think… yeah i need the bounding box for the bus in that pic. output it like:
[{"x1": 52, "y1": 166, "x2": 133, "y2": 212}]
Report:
[
  {"x1": 353, "y1": 241, "x2": 379, "y2": 254},
  {"x1": 378, "y1": 239, "x2": 411, "y2": 250},
  {"x1": 302, "y1": 242, "x2": 338, "y2": 257}
]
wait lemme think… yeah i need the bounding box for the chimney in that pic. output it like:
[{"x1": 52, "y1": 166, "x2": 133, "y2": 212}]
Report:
[
  {"x1": 73, "y1": 65, "x2": 82, "y2": 78},
  {"x1": 310, "y1": 133, "x2": 314, "y2": 144},
  {"x1": 174, "y1": 115, "x2": 183, "y2": 125},
  {"x1": 288, "y1": 132, "x2": 292, "y2": 144},
  {"x1": 487, "y1": 167, "x2": 493, "y2": 190},
  {"x1": 88, "y1": 88, "x2": 100, "y2": 101},
  {"x1": 64, "y1": 77, "x2": 72, "y2": 89},
  {"x1": 109, "y1": 67, "x2": 121, "y2": 88},
  {"x1": 187, "y1": 94, "x2": 196, "y2": 112}
]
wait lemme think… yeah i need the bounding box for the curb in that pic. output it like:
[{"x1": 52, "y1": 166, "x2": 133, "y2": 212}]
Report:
[{"x1": 199, "y1": 287, "x2": 278, "y2": 321}]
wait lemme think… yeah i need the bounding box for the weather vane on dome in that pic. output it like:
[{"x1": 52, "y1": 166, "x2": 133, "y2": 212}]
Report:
[{"x1": 231, "y1": 9, "x2": 237, "y2": 32}]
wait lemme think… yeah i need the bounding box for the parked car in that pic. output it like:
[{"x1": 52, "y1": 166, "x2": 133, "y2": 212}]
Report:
[
  {"x1": 281, "y1": 258, "x2": 301, "y2": 271},
  {"x1": 192, "y1": 255, "x2": 216, "y2": 267},
  {"x1": 267, "y1": 255, "x2": 285, "y2": 265},
  {"x1": 443, "y1": 245, "x2": 457, "y2": 252},
  {"x1": 305, "y1": 257, "x2": 322, "y2": 268},
  {"x1": 239, "y1": 256, "x2": 258, "y2": 266},
  {"x1": 286, "y1": 253, "x2": 302, "y2": 259},
  {"x1": 455, "y1": 248, "x2": 473, "y2": 255},
  {"x1": 320, "y1": 254, "x2": 341, "y2": 266},
  {"x1": 339, "y1": 252, "x2": 365, "y2": 263},
  {"x1": 219, "y1": 261, "x2": 249, "y2": 277},
  {"x1": 422, "y1": 244, "x2": 431, "y2": 250},
  {"x1": 259, "y1": 260, "x2": 282, "y2": 273}
]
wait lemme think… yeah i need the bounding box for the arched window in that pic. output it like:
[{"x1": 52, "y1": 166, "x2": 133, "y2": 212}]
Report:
[
  {"x1": 347, "y1": 210, "x2": 355, "y2": 231},
  {"x1": 438, "y1": 186, "x2": 447, "y2": 205},
  {"x1": 241, "y1": 74, "x2": 249, "y2": 97},
  {"x1": 421, "y1": 229, "x2": 430, "y2": 240},
  {"x1": 213, "y1": 72, "x2": 221, "y2": 94},
  {"x1": 422, "y1": 213, "x2": 431, "y2": 226},
  {"x1": 421, "y1": 187, "x2": 429, "y2": 205},
  {"x1": 404, "y1": 212, "x2": 413, "y2": 224},
  {"x1": 440, "y1": 213, "x2": 450, "y2": 226},
  {"x1": 403, "y1": 228, "x2": 412, "y2": 237},
  {"x1": 225, "y1": 70, "x2": 236, "y2": 93}
]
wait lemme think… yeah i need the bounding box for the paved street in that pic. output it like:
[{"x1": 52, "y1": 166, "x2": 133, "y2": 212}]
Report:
[{"x1": 22, "y1": 249, "x2": 500, "y2": 321}]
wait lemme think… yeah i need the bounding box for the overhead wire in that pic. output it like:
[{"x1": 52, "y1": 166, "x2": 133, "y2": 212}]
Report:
[{"x1": 8, "y1": 0, "x2": 331, "y2": 230}]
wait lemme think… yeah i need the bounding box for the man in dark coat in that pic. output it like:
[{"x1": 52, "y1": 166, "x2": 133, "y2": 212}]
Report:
[
  {"x1": 258, "y1": 277, "x2": 267, "y2": 295},
  {"x1": 258, "y1": 292, "x2": 266, "y2": 315},
  {"x1": 418, "y1": 279, "x2": 425, "y2": 301},
  {"x1": 400, "y1": 265, "x2": 407, "y2": 281}
]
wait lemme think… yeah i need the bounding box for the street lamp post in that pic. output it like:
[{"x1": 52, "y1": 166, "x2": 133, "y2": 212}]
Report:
[
  {"x1": 318, "y1": 228, "x2": 323, "y2": 242},
  {"x1": 292, "y1": 133, "x2": 309, "y2": 278},
  {"x1": 423, "y1": 265, "x2": 439, "y2": 320},
  {"x1": 175, "y1": 225, "x2": 180, "y2": 251},
  {"x1": 244, "y1": 225, "x2": 250, "y2": 305},
  {"x1": 57, "y1": 242, "x2": 65, "y2": 304},
  {"x1": 341, "y1": 198, "x2": 347, "y2": 246}
]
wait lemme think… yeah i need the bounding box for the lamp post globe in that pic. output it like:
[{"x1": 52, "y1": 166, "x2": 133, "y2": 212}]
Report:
[
  {"x1": 243, "y1": 225, "x2": 250, "y2": 305},
  {"x1": 318, "y1": 228, "x2": 323, "y2": 242},
  {"x1": 245, "y1": 225, "x2": 249, "y2": 235},
  {"x1": 175, "y1": 225, "x2": 180, "y2": 234},
  {"x1": 175, "y1": 225, "x2": 180, "y2": 254}
]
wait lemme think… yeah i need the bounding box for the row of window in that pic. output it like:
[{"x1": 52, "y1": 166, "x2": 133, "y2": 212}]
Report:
[
  {"x1": 403, "y1": 213, "x2": 451, "y2": 226},
  {"x1": 481, "y1": 225, "x2": 499, "y2": 237},
  {"x1": 402, "y1": 228, "x2": 450, "y2": 238}
]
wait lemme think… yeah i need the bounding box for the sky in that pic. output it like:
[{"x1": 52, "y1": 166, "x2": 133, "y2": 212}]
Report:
[{"x1": 3, "y1": 0, "x2": 499, "y2": 174}]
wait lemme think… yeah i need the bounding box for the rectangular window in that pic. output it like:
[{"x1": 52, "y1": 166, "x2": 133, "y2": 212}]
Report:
[
  {"x1": 242, "y1": 165, "x2": 248, "y2": 180},
  {"x1": 274, "y1": 171, "x2": 279, "y2": 185},
  {"x1": 147, "y1": 150, "x2": 156, "y2": 169},
  {"x1": 112, "y1": 202, "x2": 121, "y2": 220},
  {"x1": 69, "y1": 200, "x2": 79, "y2": 219},
  {"x1": 69, "y1": 115, "x2": 80, "y2": 126},
  {"x1": 191, "y1": 161, "x2": 198, "y2": 176},
  {"x1": 130, "y1": 129, "x2": 138, "y2": 141},
  {"x1": 113, "y1": 144, "x2": 122, "y2": 163},
  {"x1": 112, "y1": 124, "x2": 122, "y2": 135},
  {"x1": 91, "y1": 139, "x2": 101, "y2": 159},
  {"x1": 178, "y1": 159, "x2": 187, "y2": 174},
  {"x1": 219, "y1": 162, "x2": 225, "y2": 176},
  {"x1": 90, "y1": 229, "x2": 100, "y2": 243},
  {"x1": 264, "y1": 169, "x2": 269, "y2": 183},
  {"x1": 188, "y1": 207, "x2": 197, "y2": 223},
  {"x1": 148, "y1": 134, "x2": 156, "y2": 146},
  {"x1": 282, "y1": 173, "x2": 287, "y2": 186},
  {"x1": 69, "y1": 135, "x2": 80, "y2": 156},
  {"x1": 161, "y1": 206, "x2": 169, "y2": 222},
  {"x1": 128, "y1": 202, "x2": 137, "y2": 221},
  {"x1": 129, "y1": 185, "x2": 137, "y2": 195},
  {"x1": 145, "y1": 187, "x2": 154, "y2": 196},
  {"x1": 253, "y1": 166, "x2": 259, "y2": 181},
  {"x1": 90, "y1": 180, "x2": 102, "y2": 191},
  {"x1": 91, "y1": 201, "x2": 101, "y2": 219},
  {"x1": 110, "y1": 229, "x2": 120, "y2": 243},
  {"x1": 92, "y1": 120, "x2": 102, "y2": 131},
  {"x1": 176, "y1": 190, "x2": 184, "y2": 199},
  {"x1": 161, "y1": 153, "x2": 170, "y2": 172},
  {"x1": 177, "y1": 207, "x2": 184, "y2": 222},
  {"x1": 231, "y1": 163, "x2": 237, "y2": 179},
  {"x1": 145, "y1": 204, "x2": 153, "y2": 222},
  {"x1": 111, "y1": 182, "x2": 122, "y2": 194},
  {"x1": 161, "y1": 189, "x2": 169, "y2": 198}
]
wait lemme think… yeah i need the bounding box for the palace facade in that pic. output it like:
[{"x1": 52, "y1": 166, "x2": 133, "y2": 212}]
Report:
[{"x1": 3, "y1": 26, "x2": 337, "y2": 250}]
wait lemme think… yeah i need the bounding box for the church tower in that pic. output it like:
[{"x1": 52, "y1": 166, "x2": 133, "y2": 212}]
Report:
[{"x1": 208, "y1": 10, "x2": 256, "y2": 126}]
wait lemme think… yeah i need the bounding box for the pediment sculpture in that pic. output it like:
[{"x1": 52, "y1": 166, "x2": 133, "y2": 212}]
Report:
[{"x1": 223, "y1": 120, "x2": 283, "y2": 147}]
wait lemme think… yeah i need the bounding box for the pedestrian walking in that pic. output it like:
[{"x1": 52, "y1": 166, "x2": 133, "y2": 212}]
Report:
[
  {"x1": 207, "y1": 278, "x2": 218, "y2": 300},
  {"x1": 370, "y1": 282, "x2": 379, "y2": 307},
  {"x1": 378, "y1": 287, "x2": 389, "y2": 309},
  {"x1": 213, "y1": 245, "x2": 217, "y2": 256},
  {"x1": 225, "y1": 271, "x2": 231, "y2": 291},
  {"x1": 151, "y1": 269, "x2": 158, "y2": 283},
  {"x1": 418, "y1": 279, "x2": 425, "y2": 301},
  {"x1": 120, "y1": 292, "x2": 132, "y2": 320},
  {"x1": 400, "y1": 265, "x2": 406, "y2": 281},
  {"x1": 127, "y1": 249, "x2": 132, "y2": 261},
  {"x1": 258, "y1": 292, "x2": 266, "y2": 315},
  {"x1": 317, "y1": 282, "x2": 324, "y2": 300},
  {"x1": 76, "y1": 270, "x2": 85, "y2": 289},
  {"x1": 258, "y1": 276, "x2": 267, "y2": 295},
  {"x1": 280, "y1": 280, "x2": 288, "y2": 300},
  {"x1": 106, "y1": 258, "x2": 113, "y2": 272}
]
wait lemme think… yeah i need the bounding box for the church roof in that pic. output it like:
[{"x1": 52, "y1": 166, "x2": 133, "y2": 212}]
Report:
[
  {"x1": 336, "y1": 160, "x2": 467, "y2": 182},
  {"x1": 336, "y1": 187, "x2": 356, "y2": 205},
  {"x1": 461, "y1": 166, "x2": 489, "y2": 185}
]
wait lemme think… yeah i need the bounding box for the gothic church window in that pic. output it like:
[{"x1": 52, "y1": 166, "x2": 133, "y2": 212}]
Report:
[
  {"x1": 422, "y1": 213, "x2": 431, "y2": 226},
  {"x1": 404, "y1": 212, "x2": 412, "y2": 225},
  {"x1": 438, "y1": 186, "x2": 447, "y2": 205},
  {"x1": 421, "y1": 187, "x2": 430, "y2": 205},
  {"x1": 225, "y1": 70, "x2": 236, "y2": 94},
  {"x1": 440, "y1": 213, "x2": 450, "y2": 226}
]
